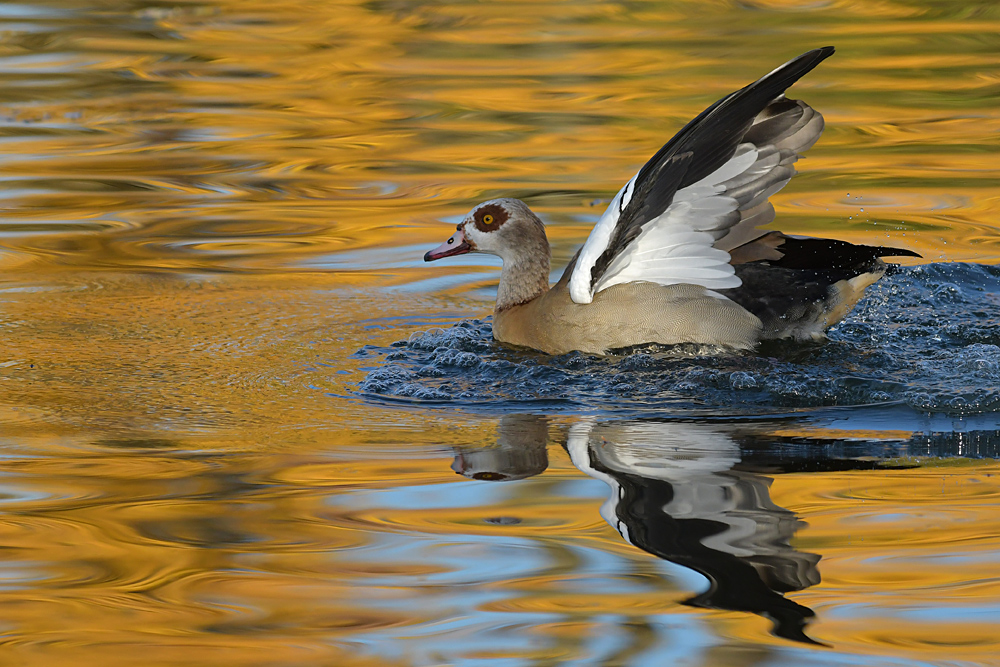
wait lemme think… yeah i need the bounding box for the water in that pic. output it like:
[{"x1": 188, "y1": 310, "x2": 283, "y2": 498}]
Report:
[{"x1": 0, "y1": 1, "x2": 999, "y2": 665}]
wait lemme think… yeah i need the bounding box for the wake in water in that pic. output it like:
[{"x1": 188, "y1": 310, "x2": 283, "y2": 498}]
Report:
[{"x1": 357, "y1": 263, "x2": 1000, "y2": 417}]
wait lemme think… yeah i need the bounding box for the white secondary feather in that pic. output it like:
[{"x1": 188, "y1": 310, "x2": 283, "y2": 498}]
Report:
[{"x1": 570, "y1": 145, "x2": 764, "y2": 303}]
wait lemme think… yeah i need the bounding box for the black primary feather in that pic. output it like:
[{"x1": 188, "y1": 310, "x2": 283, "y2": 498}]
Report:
[{"x1": 589, "y1": 46, "x2": 836, "y2": 290}]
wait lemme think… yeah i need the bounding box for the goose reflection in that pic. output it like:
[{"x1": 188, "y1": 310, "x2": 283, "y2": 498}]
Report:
[{"x1": 452, "y1": 414, "x2": 822, "y2": 644}]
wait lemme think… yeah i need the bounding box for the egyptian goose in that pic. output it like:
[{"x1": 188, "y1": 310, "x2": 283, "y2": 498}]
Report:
[{"x1": 424, "y1": 47, "x2": 919, "y2": 355}]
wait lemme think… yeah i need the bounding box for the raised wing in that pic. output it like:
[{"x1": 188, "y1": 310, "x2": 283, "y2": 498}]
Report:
[{"x1": 568, "y1": 47, "x2": 835, "y2": 304}]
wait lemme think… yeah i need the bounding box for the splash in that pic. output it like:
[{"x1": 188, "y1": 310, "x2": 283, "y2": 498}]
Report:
[{"x1": 359, "y1": 263, "x2": 1000, "y2": 416}]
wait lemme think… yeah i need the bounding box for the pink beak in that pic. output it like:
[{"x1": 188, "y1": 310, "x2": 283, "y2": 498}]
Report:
[{"x1": 424, "y1": 228, "x2": 472, "y2": 261}]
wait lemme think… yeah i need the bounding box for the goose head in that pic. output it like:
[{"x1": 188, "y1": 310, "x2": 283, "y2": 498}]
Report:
[
  {"x1": 424, "y1": 198, "x2": 552, "y2": 309},
  {"x1": 424, "y1": 198, "x2": 548, "y2": 263}
]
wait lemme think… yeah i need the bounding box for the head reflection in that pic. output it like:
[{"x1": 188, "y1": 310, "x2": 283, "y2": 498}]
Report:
[
  {"x1": 451, "y1": 414, "x2": 550, "y2": 481},
  {"x1": 452, "y1": 414, "x2": 823, "y2": 645}
]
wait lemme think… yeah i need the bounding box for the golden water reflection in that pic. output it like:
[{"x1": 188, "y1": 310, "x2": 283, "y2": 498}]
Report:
[
  {"x1": 0, "y1": 0, "x2": 998, "y2": 665},
  {"x1": 1, "y1": 405, "x2": 998, "y2": 665},
  {"x1": 0, "y1": 0, "x2": 997, "y2": 276}
]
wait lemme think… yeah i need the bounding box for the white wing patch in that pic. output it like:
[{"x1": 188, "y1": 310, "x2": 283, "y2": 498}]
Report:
[
  {"x1": 571, "y1": 145, "x2": 767, "y2": 302},
  {"x1": 593, "y1": 195, "x2": 743, "y2": 294}
]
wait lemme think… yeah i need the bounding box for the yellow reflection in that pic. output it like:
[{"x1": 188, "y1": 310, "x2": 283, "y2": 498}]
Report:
[
  {"x1": 0, "y1": 1, "x2": 997, "y2": 665},
  {"x1": 0, "y1": 0, "x2": 996, "y2": 274}
]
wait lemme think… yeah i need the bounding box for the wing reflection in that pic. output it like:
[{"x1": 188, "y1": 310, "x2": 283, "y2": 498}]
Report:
[
  {"x1": 566, "y1": 420, "x2": 822, "y2": 645},
  {"x1": 451, "y1": 414, "x2": 823, "y2": 643}
]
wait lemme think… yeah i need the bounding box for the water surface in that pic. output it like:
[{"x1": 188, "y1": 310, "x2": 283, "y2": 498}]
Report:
[{"x1": 0, "y1": 1, "x2": 999, "y2": 665}]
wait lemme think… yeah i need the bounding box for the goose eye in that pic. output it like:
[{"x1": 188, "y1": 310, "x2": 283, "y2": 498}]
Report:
[{"x1": 483, "y1": 214, "x2": 494, "y2": 225}]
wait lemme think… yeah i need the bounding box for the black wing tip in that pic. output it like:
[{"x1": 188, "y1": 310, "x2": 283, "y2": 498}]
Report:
[
  {"x1": 806, "y1": 45, "x2": 836, "y2": 69},
  {"x1": 762, "y1": 46, "x2": 836, "y2": 87},
  {"x1": 792, "y1": 46, "x2": 836, "y2": 67}
]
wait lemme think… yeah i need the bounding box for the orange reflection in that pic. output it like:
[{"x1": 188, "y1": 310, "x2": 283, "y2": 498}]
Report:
[{"x1": 0, "y1": 1, "x2": 997, "y2": 665}]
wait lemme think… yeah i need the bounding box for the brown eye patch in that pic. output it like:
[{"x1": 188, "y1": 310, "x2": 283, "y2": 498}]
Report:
[{"x1": 473, "y1": 203, "x2": 509, "y2": 232}]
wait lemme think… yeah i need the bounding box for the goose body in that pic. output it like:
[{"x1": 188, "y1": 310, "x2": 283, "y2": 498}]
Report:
[{"x1": 424, "y1": 47, "x2": 919, "y2": 355}]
